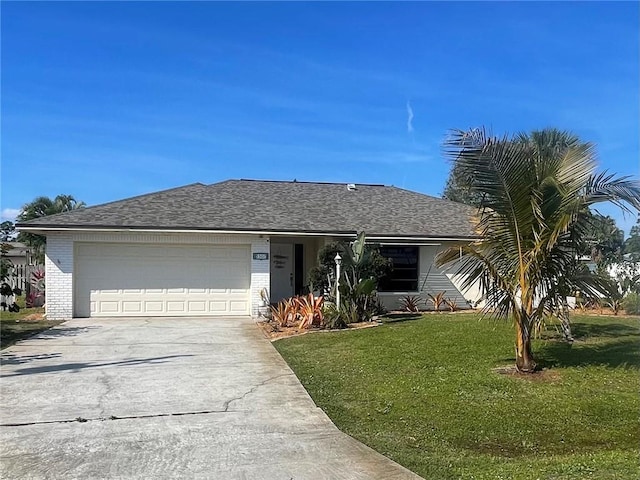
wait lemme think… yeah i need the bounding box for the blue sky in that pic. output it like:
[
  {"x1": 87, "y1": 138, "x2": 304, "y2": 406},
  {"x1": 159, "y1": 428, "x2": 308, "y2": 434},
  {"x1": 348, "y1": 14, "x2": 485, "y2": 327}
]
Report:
[{"x1": 2, "y1": 1, "x2": 639, "y2": 234}]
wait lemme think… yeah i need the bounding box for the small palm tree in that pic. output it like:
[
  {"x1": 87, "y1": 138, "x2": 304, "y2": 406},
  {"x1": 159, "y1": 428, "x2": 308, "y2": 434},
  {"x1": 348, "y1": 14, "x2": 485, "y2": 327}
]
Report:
[
  {"x1": 436, "y1": 128, "x2": 640, "y2": 372},
  {"x1": 17, "y1": 194, "x2": 86, "y2": 263}
]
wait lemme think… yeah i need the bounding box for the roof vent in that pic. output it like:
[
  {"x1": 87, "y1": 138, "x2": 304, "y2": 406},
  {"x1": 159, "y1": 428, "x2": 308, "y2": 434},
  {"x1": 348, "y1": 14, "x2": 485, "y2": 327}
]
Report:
[{"x1": 347, "y1": 183, "x2": 357, "y2": 191}]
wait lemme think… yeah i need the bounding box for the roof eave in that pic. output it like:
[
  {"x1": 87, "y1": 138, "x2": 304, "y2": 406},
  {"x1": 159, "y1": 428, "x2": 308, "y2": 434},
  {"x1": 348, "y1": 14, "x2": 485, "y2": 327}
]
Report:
[{"x1": 16, "y1": 225, "x2": 479, "y2": 241}]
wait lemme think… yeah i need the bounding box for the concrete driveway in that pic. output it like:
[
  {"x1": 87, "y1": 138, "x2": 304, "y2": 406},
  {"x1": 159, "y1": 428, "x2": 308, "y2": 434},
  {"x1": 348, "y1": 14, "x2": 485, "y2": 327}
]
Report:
[{"x1": 0, "y1": 317, "x2": 421, "y2": 479}]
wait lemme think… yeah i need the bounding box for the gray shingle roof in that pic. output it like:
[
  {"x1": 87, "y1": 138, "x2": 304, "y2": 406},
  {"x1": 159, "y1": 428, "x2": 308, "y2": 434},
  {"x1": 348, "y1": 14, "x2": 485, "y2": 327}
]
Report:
[{"x1": 17, "y1": 180, "x2": 478, "y2": 238}]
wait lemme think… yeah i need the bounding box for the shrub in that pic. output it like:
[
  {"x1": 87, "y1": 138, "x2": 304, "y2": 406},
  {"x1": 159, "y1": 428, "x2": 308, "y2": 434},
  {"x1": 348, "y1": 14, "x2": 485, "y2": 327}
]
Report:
[
  {"x1": 623, "y1": 292, "x2": 640, "y2": 315},
  {"x1": 323, "y1": 303, "x2": 348, "y2": 329},
  {"x1": 308, "y1": 235, "x2": 391, "y2": 298}
]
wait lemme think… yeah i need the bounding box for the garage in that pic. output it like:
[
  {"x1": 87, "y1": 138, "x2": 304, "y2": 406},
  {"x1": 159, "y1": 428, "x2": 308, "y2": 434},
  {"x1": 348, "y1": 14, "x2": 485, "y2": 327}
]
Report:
[{"x1": 74, "y1": 243, "x2": 251, "y2": 317}]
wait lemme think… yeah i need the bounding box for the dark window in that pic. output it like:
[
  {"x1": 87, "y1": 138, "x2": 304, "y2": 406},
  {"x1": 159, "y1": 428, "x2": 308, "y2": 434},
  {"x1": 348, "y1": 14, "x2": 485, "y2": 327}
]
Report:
[{"x1": 379, "y1": 246, "x2": 419, "y2": 292}]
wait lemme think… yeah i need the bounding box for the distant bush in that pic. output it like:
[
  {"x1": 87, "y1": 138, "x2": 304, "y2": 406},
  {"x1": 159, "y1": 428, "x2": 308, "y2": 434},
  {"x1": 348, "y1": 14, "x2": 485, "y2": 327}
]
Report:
[{"x1": 623, "y1": 293, "x2": 640, "y2": 316}]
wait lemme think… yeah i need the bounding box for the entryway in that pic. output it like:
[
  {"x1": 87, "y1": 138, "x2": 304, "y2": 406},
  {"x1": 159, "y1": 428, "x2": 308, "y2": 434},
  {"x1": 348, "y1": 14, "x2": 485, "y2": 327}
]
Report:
[{"x1": 270, "y1": 242, "x2": 305, "y2": 303}]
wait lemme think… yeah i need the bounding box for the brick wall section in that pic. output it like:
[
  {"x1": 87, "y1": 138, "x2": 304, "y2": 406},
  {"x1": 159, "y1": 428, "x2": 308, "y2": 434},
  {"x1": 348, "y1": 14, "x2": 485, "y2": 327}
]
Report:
[
  {"x1": 45, "y1": 233, "x2": 74, "y2": 320},
  {"x1": 250, "y1": 237, "x2": 270, "y2": 317}
]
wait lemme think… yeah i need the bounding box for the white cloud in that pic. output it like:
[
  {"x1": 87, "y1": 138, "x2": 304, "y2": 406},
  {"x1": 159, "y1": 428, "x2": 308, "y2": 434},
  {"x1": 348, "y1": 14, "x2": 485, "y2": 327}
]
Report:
[
  {"x1": 406, "y1": 101, "x2": 414, "y2": 133},
  {"x1": 1, "y1": 208, "x2": 21, "y2": 222}
]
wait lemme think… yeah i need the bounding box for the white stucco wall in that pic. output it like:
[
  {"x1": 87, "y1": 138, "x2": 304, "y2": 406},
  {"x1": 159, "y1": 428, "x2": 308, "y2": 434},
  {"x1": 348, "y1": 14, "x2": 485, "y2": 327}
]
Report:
[{"x1": 44, "y1": 231, "x2": 271, "y2": 319}]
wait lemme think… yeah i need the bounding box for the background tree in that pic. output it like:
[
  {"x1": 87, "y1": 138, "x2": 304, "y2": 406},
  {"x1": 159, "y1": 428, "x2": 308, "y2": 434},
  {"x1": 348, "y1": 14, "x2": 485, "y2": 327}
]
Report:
[
  {"x1": 0, "y1": 221, "x2": 16, "y2": 242},
  {"x1": 436, "y1": 127, "x2": 640, "y2": 372},
  {"x1": 17, "y1": 195, "x2": 85, "y2": 263},
  {"x1": 1, "y1": 243, "x2": 14, "y2": 283},
  {"x1": 442, "y1": 157, "x2": 485, "y2": 206},
  {"x1": 580, "y1": 212, "x2": 624, "y2": 272},
  {"x1": 623, "y1": 216, "x2": 640, "y2": 262}
]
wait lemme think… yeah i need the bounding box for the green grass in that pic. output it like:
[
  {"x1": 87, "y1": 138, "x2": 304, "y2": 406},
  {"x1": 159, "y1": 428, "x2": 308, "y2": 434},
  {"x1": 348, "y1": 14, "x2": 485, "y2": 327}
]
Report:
[
  {"x1": 274, "y1": 314, "x2": 640, "y2": 479},
  {"x1": 1, "y1": 302, "x2": 62, "y2": 349}
]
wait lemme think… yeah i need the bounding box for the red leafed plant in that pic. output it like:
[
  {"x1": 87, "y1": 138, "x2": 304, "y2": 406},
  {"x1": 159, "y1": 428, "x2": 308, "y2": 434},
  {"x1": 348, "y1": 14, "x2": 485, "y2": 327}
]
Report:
[
  {"x1": 295, "y1": 293, "x2": 324, "y2": 329},
  {"x1": 427, "y1": 291, "x2": 447, "y2": 311},
  {"x1": 270, "y1": 298, "x2": 298, "y2": 328},
  {"x1": 400, "y1": 295, "x2": 422, "y2": 313},
  {"x1": 269, "y1": 294, "x2": 324, "y2": 329},
  {"x1": 30, "y1": 269, "x2": 46, "y2": 292}
]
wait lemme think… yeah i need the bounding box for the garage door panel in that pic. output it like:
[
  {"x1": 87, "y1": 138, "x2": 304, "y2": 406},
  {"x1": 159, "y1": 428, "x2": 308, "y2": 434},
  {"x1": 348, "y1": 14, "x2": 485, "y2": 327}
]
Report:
[
  {"x1": 75, "y1": 243, "x2": 250, "y2": 317},
  {"x1": 122, "y1": 301, "x2": 142, "y2": 313},
  {"x1": 144, "y1": 301, "x2": 163, "y2": 313}
]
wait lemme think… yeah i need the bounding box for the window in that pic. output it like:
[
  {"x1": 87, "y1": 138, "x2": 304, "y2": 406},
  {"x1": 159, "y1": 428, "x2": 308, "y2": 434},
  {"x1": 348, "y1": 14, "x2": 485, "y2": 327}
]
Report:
[{"x1": 379, "y1": 246, "x2": 419, "y2": 292}]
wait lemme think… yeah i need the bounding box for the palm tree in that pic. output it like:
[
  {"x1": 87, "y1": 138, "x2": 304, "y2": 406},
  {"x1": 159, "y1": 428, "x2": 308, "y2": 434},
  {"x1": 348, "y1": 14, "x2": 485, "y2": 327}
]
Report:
[
  {"x1": 17, "y1": 194, "x2": 86, "y2": 263},
  {"x1": 436, "y1": 128, "x2": 640, "y2": 372}
]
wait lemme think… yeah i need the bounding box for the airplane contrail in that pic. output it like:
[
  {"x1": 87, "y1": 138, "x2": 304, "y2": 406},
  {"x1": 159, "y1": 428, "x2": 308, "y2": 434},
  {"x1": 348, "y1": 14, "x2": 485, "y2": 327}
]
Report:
[{"x1": 406, "y1": 101, "x2": 414, "y2": 133}]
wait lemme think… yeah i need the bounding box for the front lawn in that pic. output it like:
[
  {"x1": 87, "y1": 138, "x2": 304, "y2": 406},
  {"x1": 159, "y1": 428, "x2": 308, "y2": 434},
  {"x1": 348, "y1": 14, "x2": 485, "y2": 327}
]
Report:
[
  {"x1": 274, "y1": 314, "x2": 640, "y2": 479},
  {"x1": 0, "y1": 305, "x2": 62, "y2": 349}
]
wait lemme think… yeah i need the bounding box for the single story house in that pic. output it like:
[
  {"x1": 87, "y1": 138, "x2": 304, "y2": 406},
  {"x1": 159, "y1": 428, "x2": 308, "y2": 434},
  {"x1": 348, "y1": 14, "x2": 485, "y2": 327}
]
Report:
[
  {"x1": 3, "y1": 241, "x2": 33, "y2": 268},
  {"x1": 17, "y1": 179, "x2": 480, "y2": 320}
]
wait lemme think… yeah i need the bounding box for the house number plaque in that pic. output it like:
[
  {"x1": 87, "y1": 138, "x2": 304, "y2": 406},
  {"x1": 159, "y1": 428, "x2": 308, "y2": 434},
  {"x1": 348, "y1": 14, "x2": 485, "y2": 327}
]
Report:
[{"x1": 253, "y1": 253, "x2": 269, "y2": 260}]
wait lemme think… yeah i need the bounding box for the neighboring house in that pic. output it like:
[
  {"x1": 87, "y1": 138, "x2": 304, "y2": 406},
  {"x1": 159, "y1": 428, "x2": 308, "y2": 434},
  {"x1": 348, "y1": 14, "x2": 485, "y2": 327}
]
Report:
[
  {"x1": 3, "y1": 242, "x2": 32, "y2": 268},
  {"x1": 1, "y1": 242, "x2": 40, "y2": 292},
  {"x1": 17, "y1": 179, "x2": 479, "y2": 320}
]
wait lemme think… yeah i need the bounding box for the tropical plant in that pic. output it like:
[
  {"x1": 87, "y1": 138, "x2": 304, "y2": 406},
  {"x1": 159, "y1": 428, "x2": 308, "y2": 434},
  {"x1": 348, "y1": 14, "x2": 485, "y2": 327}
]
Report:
[
  {"x1": 296, "y1": 293, "x2": 324, "y2": 329},
  {"x1": 1, "y1": 243, "x2": 14, "y2": 283},
  {"x1": 623, "y1": 216, "x2": 640, "y2": 262},
  {"x1": 322, "y1": 303, "x2": 348, "y2": 329},
  {"x1": 17, "y1": 194, "x2": 85, "y2": 263},
  {"x1": 270, "y1": 299, "x2": 295, "y2": 328},
  {"x1": 308, "y1": 236, "x2": 391, "y2": 297},
  {"x1": 400, "y1": 295, "x2": 422, "y2": 312},
  {"x1": 337, "y1": 233, "x2": 384, "y2": 322},
  {"x1": 623, "y1": 292, "x2": 640, "y2": 315},
  {"x1": 339, "y1": 274, "x2": 378, "y2": 322},
  {"x1": 25, "y1": 291, "x2": 44, "y2": 308},
  {"x1": 444, "y1": 297, "x2": 458, "y2": 312},
  {"x1": 436, "y1": 127, "x2": 640, "y2": 372},
  {"x1": 259, "y1": 287, "x2": 270, "y2": 305},
  {"x1": 579, "y1": 212, "x2": 625, "y2": 272},
  {"x1": 31, "y1": 269, "x2": 45, "y2": 293},
  {"x1": 606, "y1": 297, "x2": 623, "y2": 315},
  {"x1": 0, "y1": 221, "x2": 16, "y2": 242},
  {"x1": 427, "y1": 291, "x2": 447, "y2": 311},
  {"x1": 269, "y1": 294, "x2": 325, "y2": 329}
]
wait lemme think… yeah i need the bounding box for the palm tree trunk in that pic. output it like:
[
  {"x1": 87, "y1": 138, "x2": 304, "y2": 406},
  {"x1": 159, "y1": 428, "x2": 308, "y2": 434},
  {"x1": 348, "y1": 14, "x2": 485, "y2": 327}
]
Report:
[
  {"x1": 515, "y1": 321, "x2": 537, "y2": 372},
  {"x1": 559, "y1": 300, "x2": 574, "y2": 343}
]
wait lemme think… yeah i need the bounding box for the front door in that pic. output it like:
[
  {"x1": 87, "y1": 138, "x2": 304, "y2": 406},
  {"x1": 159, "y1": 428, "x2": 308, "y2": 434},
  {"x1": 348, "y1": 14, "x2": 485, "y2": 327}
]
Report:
[{"x1": 270, "y1": 243, "x2": 294, "y2": 303}]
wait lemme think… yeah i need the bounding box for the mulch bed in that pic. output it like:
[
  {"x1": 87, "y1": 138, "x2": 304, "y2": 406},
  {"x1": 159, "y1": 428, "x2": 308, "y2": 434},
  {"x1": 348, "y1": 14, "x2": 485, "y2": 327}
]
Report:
[{"x1": 257, "y1": 319, "x2": 381, "y2": 340}]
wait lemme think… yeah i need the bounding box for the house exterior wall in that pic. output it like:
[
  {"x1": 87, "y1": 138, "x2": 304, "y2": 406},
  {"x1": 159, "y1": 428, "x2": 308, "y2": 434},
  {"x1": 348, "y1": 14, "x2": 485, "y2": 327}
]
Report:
[
  {"x1": 45, "y1": 233, "x2": 74, "y2": 320},
  {"x1": 43, "y1": 232, "x2": 477, "y2": 320},
  {"x1": 44, "y1": 231, "x2": 271, "y2": 319},
  {"x1": 377, "y1": 243, "x2": 471, "y2": 311},
  {"x1": 250, "y1": 237, "x2": 270, "y2": 315}
]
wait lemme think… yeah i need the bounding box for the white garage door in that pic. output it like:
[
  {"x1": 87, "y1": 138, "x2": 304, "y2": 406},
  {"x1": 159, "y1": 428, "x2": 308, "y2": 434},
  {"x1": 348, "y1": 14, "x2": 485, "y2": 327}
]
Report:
[{"x1": 74, "y1": 243, "x2": 251, "y2": 317}]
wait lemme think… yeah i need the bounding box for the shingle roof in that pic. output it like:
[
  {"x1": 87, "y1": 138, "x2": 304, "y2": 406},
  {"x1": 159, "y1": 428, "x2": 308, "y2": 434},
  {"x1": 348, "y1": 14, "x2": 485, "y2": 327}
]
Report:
[{"x1": 17, "y1": 180, "x2": 478, "y2": 238}]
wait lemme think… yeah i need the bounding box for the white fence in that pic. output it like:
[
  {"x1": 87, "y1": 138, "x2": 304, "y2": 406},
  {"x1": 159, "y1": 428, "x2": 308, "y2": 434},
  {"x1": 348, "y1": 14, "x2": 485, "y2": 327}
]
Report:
[{"x1": 8, "y1": 264, "x2": 43, "y2": 293}]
